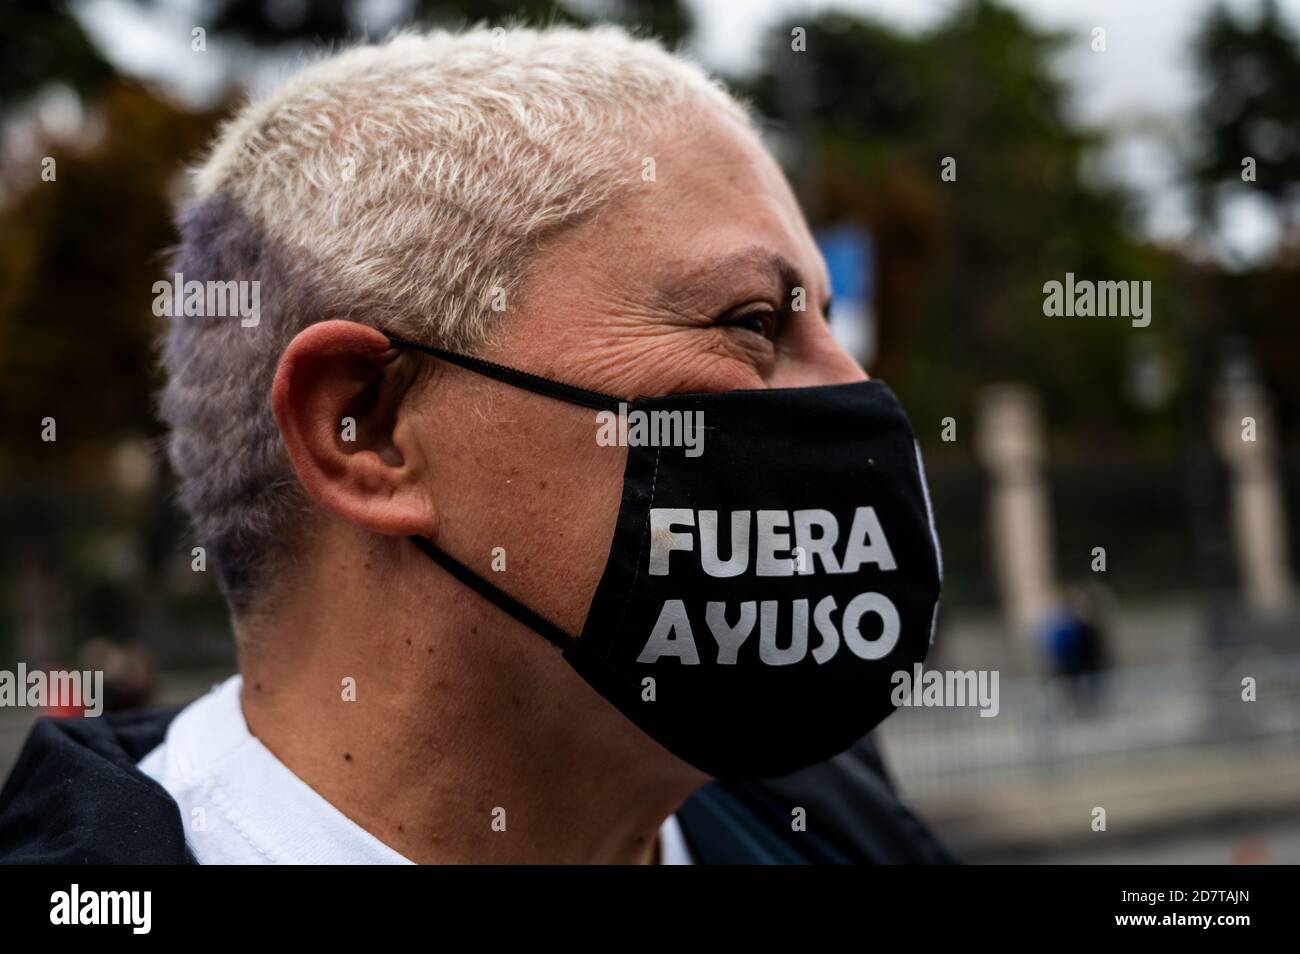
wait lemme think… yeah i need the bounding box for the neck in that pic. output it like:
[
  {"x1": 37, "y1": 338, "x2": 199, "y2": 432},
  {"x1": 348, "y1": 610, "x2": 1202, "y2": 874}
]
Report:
[{"x1": 236, "y1": 549, "x2": 702, "y2": 864}]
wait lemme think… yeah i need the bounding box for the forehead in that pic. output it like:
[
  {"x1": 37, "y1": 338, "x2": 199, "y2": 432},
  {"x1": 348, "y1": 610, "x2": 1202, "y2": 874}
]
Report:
[{"x1": 607, "y1": 106, "x2": 830, "y2": 302}]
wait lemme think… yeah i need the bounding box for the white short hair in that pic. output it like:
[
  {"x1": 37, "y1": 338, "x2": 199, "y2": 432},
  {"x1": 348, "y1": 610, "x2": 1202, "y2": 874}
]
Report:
[{"x1": 159, "y1": 25, "x2": 752, "y2": 614}]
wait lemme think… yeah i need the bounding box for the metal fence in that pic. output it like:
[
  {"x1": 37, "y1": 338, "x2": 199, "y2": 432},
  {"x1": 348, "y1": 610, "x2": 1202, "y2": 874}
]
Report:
[{"x1": 877, "y1": 650, "x2": 1300, "y2": 802}]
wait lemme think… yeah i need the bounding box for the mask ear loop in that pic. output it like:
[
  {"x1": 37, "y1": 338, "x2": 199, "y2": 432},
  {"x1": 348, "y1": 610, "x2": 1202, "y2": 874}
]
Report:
[
  {"x1": 384, "y1": 333, "x2": 623, "y2": 412},
  {"x1": 383, "y1": 332, "x2": 627, "y2": 651},
  {"x1": 409, "y1": 536, "x2": 575, "y2": 650}
]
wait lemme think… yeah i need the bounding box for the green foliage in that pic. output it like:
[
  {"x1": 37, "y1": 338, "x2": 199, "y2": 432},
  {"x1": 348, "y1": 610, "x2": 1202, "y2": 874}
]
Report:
[
  {"x1": 1189, "y1": 0, "x2": 1300, "y2": 224},
  {"x1": 1187, "y1": 0, "x2": 1300, "y2": 436},
  {"x1": 0, "y1": 83, "x2": 224, "y2": 473},
  {"x1": 122, "y1": 0, "x2": 691, "y2": 48},
  {"x1": 745, "y1": 0, "x2": 1174, "y2": 447},
  {"x1": 0, "y1": 0, "x2": 114, "y2": 113}
]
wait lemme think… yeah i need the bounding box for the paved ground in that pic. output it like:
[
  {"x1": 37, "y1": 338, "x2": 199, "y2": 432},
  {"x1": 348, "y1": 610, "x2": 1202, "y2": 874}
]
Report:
[
  {"x1": 878, "y1": 642, "x2": 1300, "y2": 864},
  {"x1": 902, "y1": 745, "x2": 1300, "y2": 862}
]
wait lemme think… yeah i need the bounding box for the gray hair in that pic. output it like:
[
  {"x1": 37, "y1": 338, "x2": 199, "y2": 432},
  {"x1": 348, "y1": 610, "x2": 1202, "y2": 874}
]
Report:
[{"x1": 158, "y1": 25, "x2": 751, "y2": 614}]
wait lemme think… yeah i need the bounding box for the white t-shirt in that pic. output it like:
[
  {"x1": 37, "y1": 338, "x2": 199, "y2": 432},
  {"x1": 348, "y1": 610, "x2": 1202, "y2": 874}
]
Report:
[{"x1": 138, "y1": 675, "x2": 693, "y2": 864}]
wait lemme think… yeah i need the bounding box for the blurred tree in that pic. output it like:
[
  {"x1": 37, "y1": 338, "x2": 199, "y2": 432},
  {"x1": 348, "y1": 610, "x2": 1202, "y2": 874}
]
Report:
[
  {"x1": 124, "y1": 0, "x2": 690, "y2": 48},
  {"x1": 205, "y1": 0, "x2": 355, "y2": 45},
  {"x1": 1190, "y1": 0, "x2": 1300, "y2": 240},
  {"x1": 746, "y1": 0, "x2": 1168, "y2": 448},
  {"x1": 0, "y1": 0, "x2": 114, "y2": 116},
  {"x1": 1187, "y1": 0, "x2": 1300, "y2": 435},
  {"x1": 0, "y1": 82, "x2": 224, "y2": 472}
]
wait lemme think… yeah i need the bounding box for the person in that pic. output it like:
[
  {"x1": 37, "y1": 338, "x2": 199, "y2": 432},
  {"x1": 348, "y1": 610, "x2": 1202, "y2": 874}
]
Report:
[
  {"x1": 1040, "y1": 586, "x2": 1110, "y2": 710},
  {"x1": 0, "y1": 25, "x2": 949, "y2": 864}
]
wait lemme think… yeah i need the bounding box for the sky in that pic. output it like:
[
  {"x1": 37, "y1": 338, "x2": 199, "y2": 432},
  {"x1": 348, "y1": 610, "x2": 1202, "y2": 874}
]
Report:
[{"x1": 72, "y1": 0, "x2": 1300, "y2": 264}]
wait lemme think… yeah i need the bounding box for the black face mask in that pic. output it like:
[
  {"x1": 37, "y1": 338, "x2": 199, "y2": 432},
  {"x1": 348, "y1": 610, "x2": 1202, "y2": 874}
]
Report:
[{"x1": 387, "y1": 334, "x2": 942, "y2": 781}]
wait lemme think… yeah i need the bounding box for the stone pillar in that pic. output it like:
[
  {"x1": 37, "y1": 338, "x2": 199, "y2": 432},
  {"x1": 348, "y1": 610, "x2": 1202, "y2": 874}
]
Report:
[
  {"x1": 1214, "y1": 369, "x2": 1293, "y2": 614},
  {"x1": 977, "y1": 384, "x2": 1057, "y2": 640}
]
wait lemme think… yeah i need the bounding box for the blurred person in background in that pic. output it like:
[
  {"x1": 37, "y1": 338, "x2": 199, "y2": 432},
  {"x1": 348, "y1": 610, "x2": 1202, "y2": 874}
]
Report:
[
  {"x1": 1040, "y1": 585, "x2": 1110, "y2": 709},
  {"x1": 77, "y1": 638, "x2": 156, "y2": 712}
]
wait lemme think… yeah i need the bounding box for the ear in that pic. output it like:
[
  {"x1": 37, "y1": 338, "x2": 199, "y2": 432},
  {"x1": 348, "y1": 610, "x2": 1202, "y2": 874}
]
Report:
[{"x1": 272, "y1": 320, "x2": 435, "y2": 538}]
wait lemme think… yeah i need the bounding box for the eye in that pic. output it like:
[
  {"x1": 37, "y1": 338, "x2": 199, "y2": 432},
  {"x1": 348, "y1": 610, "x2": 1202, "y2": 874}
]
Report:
[{"x1": 717, "y1": 306, "x2": 779, "y2": 341}]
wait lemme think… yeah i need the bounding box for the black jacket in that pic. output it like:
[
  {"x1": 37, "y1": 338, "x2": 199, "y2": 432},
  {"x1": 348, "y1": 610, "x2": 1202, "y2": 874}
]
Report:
[{"x1": 0, "y1": 708, "x2": 953, "y2": 864}]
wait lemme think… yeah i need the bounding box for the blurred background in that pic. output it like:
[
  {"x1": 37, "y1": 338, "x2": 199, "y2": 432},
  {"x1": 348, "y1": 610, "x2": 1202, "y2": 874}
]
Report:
[{"x1": 2, "y1": 0, "x2": 1299, "y2": 862}]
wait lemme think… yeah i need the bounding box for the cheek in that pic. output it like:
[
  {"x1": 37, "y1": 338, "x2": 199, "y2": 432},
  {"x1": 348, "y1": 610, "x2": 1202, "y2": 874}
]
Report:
[{"x1": 426, "y1": 382, "x2": 629, "y2": 635}]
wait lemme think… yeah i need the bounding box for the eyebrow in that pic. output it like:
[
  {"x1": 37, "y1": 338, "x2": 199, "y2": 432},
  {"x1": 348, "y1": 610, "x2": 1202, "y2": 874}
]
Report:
[{"x1": 653, "y1": 246, "x2": 825, "y2": 316}]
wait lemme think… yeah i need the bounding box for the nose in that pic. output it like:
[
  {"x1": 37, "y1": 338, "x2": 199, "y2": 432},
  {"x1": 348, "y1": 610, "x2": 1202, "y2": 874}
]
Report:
[{"x1": 773, "y1": 311, "x2": 869, "y2": 389}]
